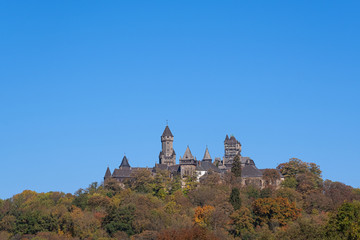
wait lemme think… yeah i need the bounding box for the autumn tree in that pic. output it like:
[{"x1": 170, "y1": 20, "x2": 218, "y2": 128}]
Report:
[
  {"x1": 157, "y1": 226, "x2": 219, "y2": 240},
  {"x1": 252, "y1": 197, "x2": 301, "y2": 227},
  {"x1": 229, "y1": 207, "x2": 254, "y2": 238},
  {"x1": 323, "y1": 180, "x2": 354, "y2": 210},
  {"x1": 129, "y1": 169, "x2": 154, "y2": 193},
  {"x1": 152, "y1": 170, "x2": 172, "y2": 199},
  {"x1": 275, "y1": 214, "x2": 327, "y2": 240},
  {"x1": 277, "y1": 158, "x2": 322, "y2": 193},
  {"x1": 183, "y1": 175, "x2": 198, "y2": 195},
  {"x1": 193, "y1": 205, "x2": 215, "y2": 228},
  {"x1": 262, "y1": 169, "x2": 281, "y2": 186}
]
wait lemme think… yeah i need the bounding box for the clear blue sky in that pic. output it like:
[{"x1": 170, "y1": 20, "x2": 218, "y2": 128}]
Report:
[{"x1": 1, "y1": 1, "x2": 359, "y2": 199}]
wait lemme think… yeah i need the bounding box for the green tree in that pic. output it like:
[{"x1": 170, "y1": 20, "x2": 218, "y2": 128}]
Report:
[
  {"x1": 229, "y1": 187, "x2": 241, "y2": 210},
  {"x1": 231, "y1": 155, "x2": 242, "y2": 177},
  {"x1": 326, "y1": 200, "x2": 360, "y2": 240},
  {"x1": 103, "y1": 204, "x2": 136, "y2": 236}
]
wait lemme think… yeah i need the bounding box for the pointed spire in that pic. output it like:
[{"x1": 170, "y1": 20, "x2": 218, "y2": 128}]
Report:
[
  {"x1": 162, "y1": 125, "x2": 173, "y2": 137},
  {"x1": 225, "y1": 134, "x2": 229, "y2": 142},
  {"x1": 119, "y1": 155, "x2": 131, "y2": 168},
  {"x1": 183, "y1": 146, "x2": 194, "y2": 159},
  {"x1": 203, "y1": 147, "x2": 212, "y2": 161},
  {"x1": 104, "y1": 167, "x2": 112, "y2": 179}
]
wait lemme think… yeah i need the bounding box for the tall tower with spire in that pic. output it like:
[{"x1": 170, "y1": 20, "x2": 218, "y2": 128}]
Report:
[{"x1": 159, "y1": 125, "x2": 176, "y2": 166}]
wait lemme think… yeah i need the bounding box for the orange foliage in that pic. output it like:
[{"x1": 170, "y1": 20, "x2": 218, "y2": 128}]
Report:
[
  {"x1": 252, "y1": 197, "x2": 301, "y2": 226},
  {"x1": 193, "y1": 205, "x2": 215, "y2": 228}
]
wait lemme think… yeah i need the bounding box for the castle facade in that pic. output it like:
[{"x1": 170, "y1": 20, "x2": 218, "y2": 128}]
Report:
[{"x1": 104, "y1": 125, "x2": 283, "y2": 188}]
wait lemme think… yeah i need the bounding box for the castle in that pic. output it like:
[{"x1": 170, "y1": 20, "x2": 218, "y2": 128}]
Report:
[{"x1": 104, "y1": 125, "x2": 283, "y2": 188}]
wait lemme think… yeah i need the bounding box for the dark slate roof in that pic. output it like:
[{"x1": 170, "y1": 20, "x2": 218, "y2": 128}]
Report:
[
  {"x1": 168, "y1": 164, "x2": 180, "y2": 173},
  {"x1": 240, "y1": 157, "x2": 255, "y2": 165},
  {"x1": 105, "y1": 167, "x2": 112, "y2": 178},
  {"x1": 112, "y1": 167, "x2": 149, "y2": 179},
  {"x1": 196, "y1": 164, "x2": 206, "y2": 171},
  {"x1": 198, "y1": 161, "x2": 221, "y2": 173},
  {"x1": 153, "y1": 164, "x2": 180, "y2": 174},
  {"x1": 153, "y1": 163, "x2": 169, "y2": 171},
  {"x1": 162, "y1": 126, "x2": 173, "y2": 137},
  {"x1": 112, "y1": 168, "x2": 132, "y2": 178},
  {"x1": 120, "y1": 156, "x2": 131, "y2": 168},
  {"x1": 242, "y1": 165, "x2": 263, "y2": 178}
]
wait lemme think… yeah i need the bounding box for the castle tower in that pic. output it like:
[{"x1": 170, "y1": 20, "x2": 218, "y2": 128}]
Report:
[
  {"x1": 179, "y1": 146, "x2": 196, "y2": 177},
  {"x1": 119, "y1": 155, "x2": 131, "y2": 168},
  {"x1": 159, "y1": 125, "x2": 176, "y2": 166},
  {"x1": 104, "y1": 166, "x2": 112, "y2": 180},
  {"x1": 202, "y1": 146, "x2": 212, "y2": 162},
  {"x1": 224, "y1": 135, "x2": 242, "y2": 167}
]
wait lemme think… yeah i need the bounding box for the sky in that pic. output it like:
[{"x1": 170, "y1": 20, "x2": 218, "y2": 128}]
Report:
[{"x1": 0, "y1": 1, "x2": 359, "y2": 199}]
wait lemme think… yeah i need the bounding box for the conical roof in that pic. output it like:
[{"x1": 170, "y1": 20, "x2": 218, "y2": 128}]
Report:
[
  {"x1": 203, "y1": 147, "x2": 212, "y2": 161},
  {"x1": 225, "y1": 135, "x2": 229, "y2": 142},
  {"x1": 182, "y1": 146, "x2": 194, "y2": 159},
  {"x1": 162, "y1": 126, "x2": 173, "y2": 137},
  {"x1": 105, "y1": 167, "x2": 112, "y2": 178},
  {"x1": 119, "y1": 156, "x2": 131, "y2": 168}
]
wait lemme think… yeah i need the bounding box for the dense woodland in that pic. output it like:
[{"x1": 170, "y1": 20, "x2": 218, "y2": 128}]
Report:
[{"x1": 1, "y1": 158, "x2": 360, "y2": 240}]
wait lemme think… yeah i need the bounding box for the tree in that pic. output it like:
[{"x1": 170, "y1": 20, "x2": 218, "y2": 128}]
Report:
[
  {"x1": 103, "y1": 204, "x2": 136, "y2": 236},
  {"x1": 262, "y1": 169, "x2": 281, "y2": 186},
  {"x1": 323, "y1": 180, "x2": 354, "y2": 210},
  {"x1": 277, "y1": 158, "x2": 321, "y2": 179},
  {"x1": 326, "y1": 200, "x2": 360, "y2": 240},
  {"x1": 157, "y1": 226, "x2": 219, "y2": 240},
  {"x1": 252, "y1": 197, "x2": 301, "y2": 227},
  {"x1": 231, "y1": 155, "x2": 242, "y2": 177},
  {"x1": 152, "y1": 170, "x2": 172, "y2": 199},
  {"x1": 229, "y1": 207, "x2": 254, "y2": 237},
  {"x1": 193, "y1": 205, "x2": 215, "y2": 228},
  {"x1": 229, "y1": 188, "x2": 241, "y2": 210},
  {"x1": 183, "y1": 175, "x2": 198, "y2": 195},
  {"x1": 275, "y1": 214, "x2": 327, "y2": 240},
  {"x1": 0, "y1": 215, "x2": 16, "y2": 232},
  {"x1": 104, "y1": 178, "x2": 123, "y2": 194},
  {"x1": 130, "y1": 169, "x2": 154, "y2": 194},
  {"x1": 277, "y1": 158, "x2": 322, "y2": 193}
]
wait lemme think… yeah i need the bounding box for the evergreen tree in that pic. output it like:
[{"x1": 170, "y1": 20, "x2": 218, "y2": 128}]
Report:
[
  {"x1": 231, "y1": 155, "x2": 242, "y2": 177},
  {"x1": 230, "y1": 187, "x2": 241, "y2": 210}
]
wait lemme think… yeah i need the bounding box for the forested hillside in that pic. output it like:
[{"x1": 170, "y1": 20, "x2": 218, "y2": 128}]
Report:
[{"x1": 1, "y1": 158, "x2": 359, "y2": 240}]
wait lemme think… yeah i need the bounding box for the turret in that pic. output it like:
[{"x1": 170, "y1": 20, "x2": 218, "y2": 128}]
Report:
[
  {"x1": 179, "y1": 146, "x2": 196, "y2": 177},
  {"x1": 202, "y1": 146, "x2": 212, "y2": 162},
  {"x1": 159, "y1": 125, "x2": 176, "y2": 165},
  {"x1": 119, "y1": 155, "x2": 131, "y2": 168},
  {"x1": 104, "y1": 166, "x2": 112, "y2": 180}
]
